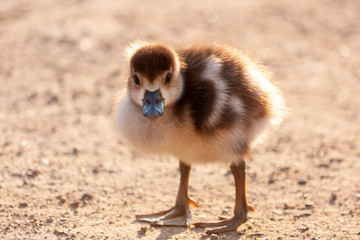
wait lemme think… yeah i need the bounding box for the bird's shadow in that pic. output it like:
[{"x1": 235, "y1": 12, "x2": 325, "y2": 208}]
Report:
[
  {"x1": 133, "y1": 220, "x2": 188, "y2": 240},
  {"x1": 194, "y1": 227, "x2": 245, "y2": 240},
  {"x1": 134, "y1": 220, "x2": 245, "y2": 240},
  {"x1": 155, "y1": 226, "x2": 187, "y2": 240}
]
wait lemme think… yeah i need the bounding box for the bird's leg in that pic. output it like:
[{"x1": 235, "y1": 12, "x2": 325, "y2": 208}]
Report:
[
  {"x1": 194, "y1": 159, "x2": 254, "y2": 234},
  {"x1": 136, "y1": 161, "x2": 197, "y2": 227}
]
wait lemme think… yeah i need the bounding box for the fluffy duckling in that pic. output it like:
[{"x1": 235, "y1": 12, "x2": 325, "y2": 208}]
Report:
[{"x1": 116, "y1": 42, "x2": 286, "y2": 234}]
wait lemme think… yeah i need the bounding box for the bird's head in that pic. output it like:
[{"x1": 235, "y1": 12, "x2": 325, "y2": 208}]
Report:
[{"x1": 126, "y1": 42, "x2": 183, "y2": 120}]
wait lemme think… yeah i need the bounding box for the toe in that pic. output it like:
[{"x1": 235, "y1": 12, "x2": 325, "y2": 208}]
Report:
[
  {"x1": 205, "y1": 217, "x2": 247, "y2": 234},
  {"x1": 194, "y1": 218, "x2": 235, "y2": 228},
  {"x1": 136, "y1": 208, "x2": 173, "y2": 219},
  {"x1": 194, "y1": 216, "x2": 247, "y2": 234},
  {"x1": 136, "y1": 206, "x2": 191, "y2": 227}
]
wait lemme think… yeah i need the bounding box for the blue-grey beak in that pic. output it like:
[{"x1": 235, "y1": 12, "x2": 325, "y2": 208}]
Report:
[{"x1": 143, "y1": 89, "x2": 164, "y2": 119}]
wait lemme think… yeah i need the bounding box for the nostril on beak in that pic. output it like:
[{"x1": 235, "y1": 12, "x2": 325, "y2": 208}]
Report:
[
  {"x1": 155, "y1": 98, "x2": 159, "y2": 104},
  {"x1": 146, "y1": 99, "x2": 150, "y2": 105}
]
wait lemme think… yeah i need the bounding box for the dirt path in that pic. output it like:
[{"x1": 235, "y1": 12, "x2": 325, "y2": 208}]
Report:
[{"x1": 1, "y1": 0, "x2": 359, "y2": 239}]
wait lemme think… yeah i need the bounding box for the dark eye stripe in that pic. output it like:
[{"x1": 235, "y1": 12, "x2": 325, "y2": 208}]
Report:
[
  {"x1": 165, "y1": 72, "x2": 172, "y2": 83},
  {"x1": 134, "y1": 74, "x2": 140, "y2": 85}
]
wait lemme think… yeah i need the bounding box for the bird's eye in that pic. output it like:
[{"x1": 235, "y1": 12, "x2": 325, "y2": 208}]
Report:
[
  {"x1": 165, "y1": 72, "x2": 172, "y2": 84},
  {"x1": 134, "y1": 74, "x2": 140, "y2": 85}
]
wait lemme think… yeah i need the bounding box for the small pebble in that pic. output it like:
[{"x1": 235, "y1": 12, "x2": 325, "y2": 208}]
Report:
[
  {"x1": 329, "y1": 158, "x2": 343, "y2": 163},
  {"x1": 26, "y1": 169, "x2": 40, "y2": 178},
  {"x1": 329, "y1": 193, "x2": 337, "y2": 205},
  {"x1": 41, "y1": 158, "x2": 49, "y2": 165},
  {"x1": 283, "y1": 203, "x2": 291, "y2": 210},
  {"x1": 297, "y1": 226, "x2": 309, "y2": 233},
  {"x1": 294, "y1": 213, "x2": 311, "y2": 219},
  {"x1": 279, "y1": 166, "x2": 290, "y2": 172},
  {"x1": 210, "y1": 234, "x2": 220, "y2": 240},
  {"x1": 53, "y1": 230, "x2": 68, "y2": 237},
  {"x1": 56, "y1": 196, "x2": 66, "y2": 205},
  {"x1": 273, "y1": 210, "x2": 283, "y2": 215},
  {"x1": 298, "y1": 178, "x2": 307, "y2": 185},
  {"x1": 46, "y1": 95, "x2": 59, "y2": 105},
  {"x1": 304, "y1": 202, "x2": 314, "y2": 209},
  {"x1": 341, "y1": 211, "x2": 350, "y2": 216},
  {"x1": 69, "y1": 200, "x2": 80, "y2": 210},
  {"x1": 71, "y1": 148, "x2": 79, "y2": 156},
  {"x1": 317, "y1": 163, "x2": 329, "y2": 168},
  {"x1": 138, "y1": 226, "x2": 147, "y2": 235},
  {"x1": 19, "y1": 202, "x2": 28, "y2": 208},
  {"x1": 80, "y1": 193, "x2": 93, "y2": 202},
  {"x1": 268, "y1": 176, "x2": 275, "y2": 184}
]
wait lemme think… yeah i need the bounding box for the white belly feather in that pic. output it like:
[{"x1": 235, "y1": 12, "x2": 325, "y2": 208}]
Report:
[{"x1": 116, "y1": 95, "x2": 268, "y2": 165}]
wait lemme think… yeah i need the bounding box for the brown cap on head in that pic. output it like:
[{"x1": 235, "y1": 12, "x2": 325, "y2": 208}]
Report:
[{"x1": 130, "y1": 44, "x2": 177, "y2": 82}]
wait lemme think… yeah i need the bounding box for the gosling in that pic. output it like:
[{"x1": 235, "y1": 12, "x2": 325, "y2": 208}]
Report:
[{"x1": 116, "y1": 42, "x2": 286, "y2": 234}]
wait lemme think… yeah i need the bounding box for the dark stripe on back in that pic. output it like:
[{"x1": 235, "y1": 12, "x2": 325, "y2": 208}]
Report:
[
  {"x1": 174, "y1": 44, "x2": 268, "y2": 134},
  {"x1": 175, "y1": 47, "x2": 231, "y2": 133},
  {"x1": 174, "y1": 52, "x2": 217, "y2": 132}
]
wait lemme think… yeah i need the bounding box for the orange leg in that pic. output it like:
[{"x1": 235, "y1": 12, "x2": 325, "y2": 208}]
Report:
[
  {"x1": 136, "y1": 161, "x2": 197, "y2": 227},
  {"x1": 194, "y1": 159, "x2": 253, "y2": 234}
]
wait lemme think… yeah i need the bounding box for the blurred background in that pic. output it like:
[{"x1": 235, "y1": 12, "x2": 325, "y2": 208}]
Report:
[{"x1": 0, "y1": 0, "x2": 359, "y2": 239}]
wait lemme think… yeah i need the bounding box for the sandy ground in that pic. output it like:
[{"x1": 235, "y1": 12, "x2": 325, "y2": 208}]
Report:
[{"x1": 1, "y1": 0, "x2": 360, "y2": 239}]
